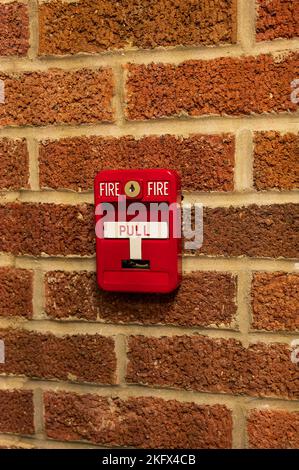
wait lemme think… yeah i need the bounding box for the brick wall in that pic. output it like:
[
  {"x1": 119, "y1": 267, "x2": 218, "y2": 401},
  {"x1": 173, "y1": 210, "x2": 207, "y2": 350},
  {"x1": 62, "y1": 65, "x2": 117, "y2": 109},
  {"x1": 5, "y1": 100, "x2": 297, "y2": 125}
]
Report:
[{"x1": 0, "y1": 0, "x2": 298, "y2": 449}]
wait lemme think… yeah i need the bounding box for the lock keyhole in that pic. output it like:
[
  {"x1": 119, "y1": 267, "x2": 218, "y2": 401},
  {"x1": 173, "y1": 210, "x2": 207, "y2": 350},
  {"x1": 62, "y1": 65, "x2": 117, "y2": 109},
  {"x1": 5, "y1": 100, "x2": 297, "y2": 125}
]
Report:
[{"x1": 124, "y1": 180, "x2": 141, "y2": 198}]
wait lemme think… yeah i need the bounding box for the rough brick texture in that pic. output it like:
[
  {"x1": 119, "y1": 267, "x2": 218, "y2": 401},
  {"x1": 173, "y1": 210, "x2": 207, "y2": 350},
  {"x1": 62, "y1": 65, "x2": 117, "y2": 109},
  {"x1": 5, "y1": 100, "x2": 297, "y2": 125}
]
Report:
[
  {"x1": 0, "y1": 203, "x2": 94, "y2": 256},
  {"x1": 0, "y1": 138, "x2": 29, "y2": 190},
  {"x1": 256, "y1": 0, "x2": 299, "y2": 41},
  {"x1": 248, "y1": 409, "x2": 299, "y2": 449},
  {"x1": 0, "y1": 328, "x2": 116, "y2": 384},
  {"x1": 44, "y1": 391, "x2": 232, "y2": 448},
  {"x1": 39, "y1": 134, "x2": 235, "y2": 192},
  {"x1": 0, "y1": 267, "x2": 33, "y2": 318},
  {"x1": 45, "y1": 271, "x2": 99, "y2": 321},
  {"x1": 39, "y1": 0, "x2": 237, "y2": 55},
  {"x1": 251, "y1": 272, "x2": 299, "y2": 331},
  {"x1": 45, "y1": 270, "x2": 237, "y2": 327},
  {"x1": 125, "y1": 53, "x2": 298, "y2": 120},
  {"x1": 0, "y1": 69, "x2": 114, "y2": 127},
  {"x1": 0, "y1": 3, "x2": 29, "y2": 56},
  {"x1": 101, "y1": 272, "x2": 237, "y2": 327},
  {"x1": 254, "y1": 132, "x2": 299, "y2": 190},
  {"x1": 127, "y1": 335, "x2": 299, "y2": 399},
  {"x1": 200, "y1": 204, "x2": 299, "y2": 259},
  {"x1": 0, "y1": 203, "x2": 297, "y2": 258},
  {"x1": 0, "y1": 390, "x2": 34, "y2": 435}
]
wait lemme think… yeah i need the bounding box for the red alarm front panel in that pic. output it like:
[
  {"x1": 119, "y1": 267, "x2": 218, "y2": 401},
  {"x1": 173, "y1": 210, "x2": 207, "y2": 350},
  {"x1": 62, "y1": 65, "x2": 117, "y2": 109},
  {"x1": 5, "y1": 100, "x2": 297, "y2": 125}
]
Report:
[{"x1": 94, "y1": 169, "x2": 181, "y2": 293}]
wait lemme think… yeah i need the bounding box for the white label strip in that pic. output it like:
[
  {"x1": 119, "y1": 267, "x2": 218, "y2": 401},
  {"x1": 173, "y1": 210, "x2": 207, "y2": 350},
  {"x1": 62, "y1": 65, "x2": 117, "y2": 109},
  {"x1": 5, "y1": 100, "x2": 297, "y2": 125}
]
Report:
[
  {"x1": 104, "y1": 222, "x2": 168, "y2": 239},
  {"x1": 104, "y1": 221, "x2": 168, "y2": 259}
]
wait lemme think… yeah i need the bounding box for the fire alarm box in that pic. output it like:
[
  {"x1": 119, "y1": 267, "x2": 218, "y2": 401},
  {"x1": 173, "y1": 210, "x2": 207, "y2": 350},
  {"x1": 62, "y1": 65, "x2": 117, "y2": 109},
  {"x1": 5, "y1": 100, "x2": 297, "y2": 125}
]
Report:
[{"x1": 94, "y1": 169, "x2": 181, "y2": 293}]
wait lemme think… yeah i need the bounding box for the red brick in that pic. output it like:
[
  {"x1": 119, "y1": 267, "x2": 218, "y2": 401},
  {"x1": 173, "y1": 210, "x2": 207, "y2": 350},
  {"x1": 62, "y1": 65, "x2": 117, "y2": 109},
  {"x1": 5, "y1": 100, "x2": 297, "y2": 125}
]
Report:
[
  {"x1": 101, "y1": 272, "x2": 237, "y2": 326},
  {"x1": 45, "y1": 271, "x2": 237, "y2": 327},
  {"x1": 0, "y1": 203, "x2": 94, "y2": 256},
  {"x1": 251, "y1": 272, "x2": 299, "y2": 331},
  {"x1": 0, "y1": 69, "x2": 114, "y2": 127},
  {"x1": 200, "y1": 204, "x2": 299, "y2": 259},
  {"x1": 39, "y1": 0, "x2": 237, "y2": 56},
  {"x1": 254, "y1": 132, "x2": 299, "y2": 190},
  {"x1": 248, "y1": 409, "x2": 299, "y2": 448},
  {"x1": 45, "y1": 271, "x2": 99, "y2": 321},
  {"x1": 0, "y1": 267, "x2": 33, "y2": 318},
  {"x1": 0, "y1": 3, "x2": 29, "y2": 56},
  {"x1": 256, "y1": 0, "x2": 299, "y2": 41},
  {"x1": 0, "y1": 138, "x2": 29, "y2": 190},
  {"x1": 0, "y1": 328, "x2": 116, "y2": 384},
  {"x1": 127, "y1": 335, "x2": 298, "y2": 399},
  {"x1": 0, "y1": 390, "x2": 34, "y2": 435},
  {"x1": 39, "y1": 134, "x2": 235, "y2": 192},
  {"x1": 125, "y1": 53, "x2": 298, "y2": 120},
  {"x1": 44, "y1": 391, "x2": 232, "y2": 448}
]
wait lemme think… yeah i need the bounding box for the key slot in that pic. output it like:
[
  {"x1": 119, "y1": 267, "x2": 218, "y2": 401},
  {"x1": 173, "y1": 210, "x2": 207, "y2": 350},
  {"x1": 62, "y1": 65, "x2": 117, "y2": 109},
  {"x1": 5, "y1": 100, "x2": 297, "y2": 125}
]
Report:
[{"x1": 122, "y1": 260, "x2": 150, "y2": 270}]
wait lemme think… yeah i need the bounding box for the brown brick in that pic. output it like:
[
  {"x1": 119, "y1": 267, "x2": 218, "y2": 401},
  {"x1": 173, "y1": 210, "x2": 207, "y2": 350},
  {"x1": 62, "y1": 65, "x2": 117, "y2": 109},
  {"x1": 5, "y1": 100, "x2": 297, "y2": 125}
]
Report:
[
  {"x1": 200, "y1": 204, "x2": 299, "y2": 259},
  {"x1": 0, "y1": 328, "x2": 116, "y2": 384},
  {"x1": 0, "y1": 3, "x2": 29, "y2": 56},
  {"x1": 0, "y1": 267, "x2": 33, "y2": 318},
  {"x1": 0, "y1": 390, "x2": 34, "y2": 435},
  {"x1": 44, "y1": 391, "x2": 232, "y2": 448},
  {"x1": 251, "y1": 272, "x2": 299, "y2": 332},
  {"x1": 39, "y1": 0, "x2": 237, "y2": 56},
  {"x1": 248, "y1": 409, "x2": 299, "y2": 449},
  {"x1": 125, "y1": 53, "x2": 298, "y2": 120},
  {"x1": 0, "y1": 69, "x2": 114, "y2": 127},
  {"x1": 254, "y1": 132, "x2": 299, "y2": 190},
  {"x1": 0, "y1": 203, "x2": 94, "y2": 256},
  {"x1": 0, "y1": 138, "x2": 29, "y2": 190},
  {"x1": 45, "y1": 271, "x2": 99, "y2": 321},
  {"x1": 101, "y1": 272, "x2": 237, "y2": 327},
  {"x1": 39, "y1": 134, "x2": 235, "y2": 192},
  {"x1": 127, "y1": 336, "x2": 298, "y2": 399},
  {"x1": 256, "y1": 0, "x2": 299, "y2": 41},
  {"x1": 45, "y1": 271, "x2": 237, "y2": 327}
]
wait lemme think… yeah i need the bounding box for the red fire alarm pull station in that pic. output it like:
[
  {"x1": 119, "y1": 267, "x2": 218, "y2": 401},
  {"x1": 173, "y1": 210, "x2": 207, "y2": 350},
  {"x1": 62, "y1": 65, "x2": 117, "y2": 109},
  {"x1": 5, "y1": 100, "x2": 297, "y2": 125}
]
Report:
[{"x1": 94, "y1": 169, "x2": 181, "y2": 293}]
